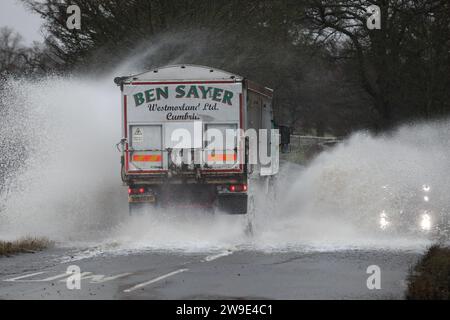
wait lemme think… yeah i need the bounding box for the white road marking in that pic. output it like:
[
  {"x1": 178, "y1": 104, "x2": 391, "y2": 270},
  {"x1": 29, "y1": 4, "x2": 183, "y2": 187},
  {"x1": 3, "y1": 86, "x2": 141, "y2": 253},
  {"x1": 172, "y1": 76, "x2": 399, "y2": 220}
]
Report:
[
  {"x1": 203, "y1": 250, "x2": 233, "y2": 262},
  {"x1": 124, "y1": 269, "x2": 188, "y2": 293},
  {"x1": 4, "y1": 271, "x2": 133, "y2": 284},
  {"x1": 3, "y1": 272, "x2": 46, "y2": 282},
  {"x1": 37, "y1": 273, "x2": 73, "y2": 282},
  {"x1": 79, "y1": 272, "x2": 132, "y2": 283},
  {"x1": 58, "y1": 272, "x2": 92, "y2": 282}
]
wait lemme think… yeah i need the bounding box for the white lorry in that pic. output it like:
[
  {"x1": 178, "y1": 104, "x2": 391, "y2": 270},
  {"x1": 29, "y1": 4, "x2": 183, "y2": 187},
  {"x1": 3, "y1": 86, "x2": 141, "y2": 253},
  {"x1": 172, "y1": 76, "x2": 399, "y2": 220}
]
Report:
[{"x1": 114, "y1": 65, "x2": 284, "y2": 215}]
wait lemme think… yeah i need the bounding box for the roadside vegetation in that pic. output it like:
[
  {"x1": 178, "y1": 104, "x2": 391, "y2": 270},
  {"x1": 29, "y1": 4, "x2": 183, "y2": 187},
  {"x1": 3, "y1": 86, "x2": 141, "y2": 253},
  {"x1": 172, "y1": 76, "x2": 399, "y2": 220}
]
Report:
[
  {"x1": 406, "y1": 245, "x2": 450, "y2": 299},
  {"x1": 1, "y1": 1, "x2": 449, "y2": 137},
  {"x1": 0, "y1": 237, "x2": 53, "y2": 257}
]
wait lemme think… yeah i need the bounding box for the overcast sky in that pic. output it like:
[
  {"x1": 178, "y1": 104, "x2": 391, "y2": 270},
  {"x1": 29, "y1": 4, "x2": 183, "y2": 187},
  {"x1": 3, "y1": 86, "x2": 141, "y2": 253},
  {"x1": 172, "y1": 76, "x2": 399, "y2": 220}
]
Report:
[{"x1": 0, "y1": 0, "x2": 45, "y2": 45}]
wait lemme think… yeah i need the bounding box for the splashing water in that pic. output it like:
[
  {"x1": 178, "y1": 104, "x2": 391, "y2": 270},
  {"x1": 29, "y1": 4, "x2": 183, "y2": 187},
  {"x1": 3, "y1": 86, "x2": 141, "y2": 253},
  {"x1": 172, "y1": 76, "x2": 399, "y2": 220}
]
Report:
[
  {"x1": 0, "y1": 76, "x2": 125, "y2": 242},
  {"x1": 1, "y1": 73, "x2": 447, "y2": 253}
]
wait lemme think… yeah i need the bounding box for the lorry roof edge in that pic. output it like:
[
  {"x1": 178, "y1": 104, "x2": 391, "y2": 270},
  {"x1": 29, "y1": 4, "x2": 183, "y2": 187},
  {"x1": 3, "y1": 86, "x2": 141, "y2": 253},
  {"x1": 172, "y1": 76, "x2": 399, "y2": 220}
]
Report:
[{"x1": 120, "y1": 64, "x2": 244, "y2": 82}]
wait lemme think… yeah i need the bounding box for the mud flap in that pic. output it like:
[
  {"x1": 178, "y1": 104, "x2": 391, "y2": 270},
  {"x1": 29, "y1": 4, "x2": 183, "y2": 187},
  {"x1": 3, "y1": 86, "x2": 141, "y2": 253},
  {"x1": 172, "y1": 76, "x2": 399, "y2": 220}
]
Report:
[
  {"x1": 157, "y1": 185, "x2": 216, "y2": 209},
  {"x1": 128, "y1": 202, "x2": 155, "y2": 216},
  {"x1": 217, "y1": 193, "x2": 248, "y2": 215}
]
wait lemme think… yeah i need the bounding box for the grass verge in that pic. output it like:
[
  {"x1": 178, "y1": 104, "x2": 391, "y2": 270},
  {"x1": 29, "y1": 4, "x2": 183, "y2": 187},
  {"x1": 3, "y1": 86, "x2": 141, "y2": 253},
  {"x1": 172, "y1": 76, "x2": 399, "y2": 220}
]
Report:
[
  {"x1": 406, "y1": 245, "x2": 450, "y2": 299},
  {"x1": 0, "y1": 237, "x2": 53, "y2": 257}
]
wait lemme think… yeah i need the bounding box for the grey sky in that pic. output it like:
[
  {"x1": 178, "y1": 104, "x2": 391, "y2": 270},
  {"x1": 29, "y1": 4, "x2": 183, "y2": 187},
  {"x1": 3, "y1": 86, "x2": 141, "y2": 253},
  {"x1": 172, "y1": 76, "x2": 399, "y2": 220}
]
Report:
[{"x1": 0, "y1": 0, "x2": 45, "y2": 45}]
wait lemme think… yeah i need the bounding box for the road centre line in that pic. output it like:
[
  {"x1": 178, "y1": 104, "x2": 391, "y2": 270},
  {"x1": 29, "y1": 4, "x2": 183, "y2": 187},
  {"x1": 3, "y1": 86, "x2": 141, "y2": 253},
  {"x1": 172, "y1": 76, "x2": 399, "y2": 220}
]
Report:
[
  {"x1": 3, "y1": 272, "x2": 47, "y2": 282},
  {"x1": 203, "y1": 250, "x2": 233, "y2": 262},
  {"x1": 123, "y1": 268, "x2": 188, "y2": 293}
]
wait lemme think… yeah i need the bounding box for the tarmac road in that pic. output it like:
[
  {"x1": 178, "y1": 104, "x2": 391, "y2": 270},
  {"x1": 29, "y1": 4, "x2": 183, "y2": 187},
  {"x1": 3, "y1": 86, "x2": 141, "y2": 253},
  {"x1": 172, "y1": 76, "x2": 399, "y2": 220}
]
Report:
[
  {"x1": 0, "y1": 246, "x2": 421, "y2": 300},
  {"x1": 0, "y1": 161, "x2": 426, "y2": 299}
]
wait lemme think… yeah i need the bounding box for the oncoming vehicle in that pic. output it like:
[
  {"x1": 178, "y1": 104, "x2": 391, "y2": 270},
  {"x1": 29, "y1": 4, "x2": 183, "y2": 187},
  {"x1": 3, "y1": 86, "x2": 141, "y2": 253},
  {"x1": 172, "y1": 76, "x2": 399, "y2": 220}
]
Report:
[{"x1": 376, "y1": 183, "x2": 450, "y2": 239}]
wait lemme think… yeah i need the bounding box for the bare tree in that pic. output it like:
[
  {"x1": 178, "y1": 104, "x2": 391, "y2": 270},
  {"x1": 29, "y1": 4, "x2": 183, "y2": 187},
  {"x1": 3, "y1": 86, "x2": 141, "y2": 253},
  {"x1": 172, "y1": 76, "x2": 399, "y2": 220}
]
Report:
[
  {"x1": 0, "y1": 27, "x2": 27, "y2": 74},
  {"x1": 15, "y1": 0, "x2": 450, "y2": 134},
  {"x1": 304, "y1": 0, "x2": 450, "y2": 129}
]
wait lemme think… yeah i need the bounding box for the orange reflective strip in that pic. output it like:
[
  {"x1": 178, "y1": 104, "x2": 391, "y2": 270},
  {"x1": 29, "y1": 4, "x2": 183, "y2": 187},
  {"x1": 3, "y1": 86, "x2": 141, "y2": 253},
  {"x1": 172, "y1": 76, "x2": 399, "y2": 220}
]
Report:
[
  {"x1": 207, "y1": 153, "x2": 237, "y2": 161},
  {"x1": 132, "y1": 154, "x2": 162, "y2": 162}
]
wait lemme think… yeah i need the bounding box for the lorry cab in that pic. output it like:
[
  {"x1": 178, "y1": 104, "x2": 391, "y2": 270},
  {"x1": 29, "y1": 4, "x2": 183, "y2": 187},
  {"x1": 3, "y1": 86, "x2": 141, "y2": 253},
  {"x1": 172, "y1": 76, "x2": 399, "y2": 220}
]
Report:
[{"x1": 115, "y1": 65, "x2": 279, "y2": 214}]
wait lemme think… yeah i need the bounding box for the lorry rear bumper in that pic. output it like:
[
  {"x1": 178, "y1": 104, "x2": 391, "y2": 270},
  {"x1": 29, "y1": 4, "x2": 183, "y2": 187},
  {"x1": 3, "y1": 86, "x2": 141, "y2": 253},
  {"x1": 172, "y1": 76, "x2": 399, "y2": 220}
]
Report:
[
  {"x1": 126, "y1": 183, "x2": 249, "y2": 214},
  {"x1": 128, "y1": 194, "x2": 156, "y2": 203},
  {"x1": 125, "y1": 172, "x2": 245, "y2": 185}
]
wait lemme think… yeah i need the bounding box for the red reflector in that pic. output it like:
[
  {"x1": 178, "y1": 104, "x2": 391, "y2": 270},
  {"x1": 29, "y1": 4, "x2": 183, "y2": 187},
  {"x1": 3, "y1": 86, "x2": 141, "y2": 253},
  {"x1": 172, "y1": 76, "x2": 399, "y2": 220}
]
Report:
[{"x1": 229, "y1": 184, "x2": 247, "y2": 192}]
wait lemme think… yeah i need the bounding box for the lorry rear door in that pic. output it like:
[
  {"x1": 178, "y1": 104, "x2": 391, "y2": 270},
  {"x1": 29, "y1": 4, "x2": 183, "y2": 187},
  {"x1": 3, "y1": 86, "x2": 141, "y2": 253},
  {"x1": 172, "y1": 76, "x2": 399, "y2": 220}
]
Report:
[
  {"x1": 123, "y1": 81, "x2": 242, "y2": 174},
  {"x1": 204, "y1": 123, "x2": 239, "y2": 169},
  {"x1": 129, "y1": 124, "x2": 164, "y2": 171}
]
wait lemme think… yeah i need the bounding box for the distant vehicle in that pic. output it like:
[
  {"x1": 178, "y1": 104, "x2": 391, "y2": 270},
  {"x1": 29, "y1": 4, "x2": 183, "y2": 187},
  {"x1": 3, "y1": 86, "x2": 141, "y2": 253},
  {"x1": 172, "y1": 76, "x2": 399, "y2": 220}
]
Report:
[
  {"x1": 376, "y1": 184, "x2": 449, "y2": 239},
  {"x1": 115, "y1": 65, "x2": 288, "y2": 215}
]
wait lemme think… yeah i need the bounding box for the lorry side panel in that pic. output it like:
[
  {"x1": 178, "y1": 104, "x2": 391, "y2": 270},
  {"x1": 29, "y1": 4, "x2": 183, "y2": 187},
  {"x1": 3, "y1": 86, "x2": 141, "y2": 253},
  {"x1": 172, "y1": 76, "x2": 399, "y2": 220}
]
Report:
[{"x1": 244, "y1": 80, "x2": 277, "y2": 176}]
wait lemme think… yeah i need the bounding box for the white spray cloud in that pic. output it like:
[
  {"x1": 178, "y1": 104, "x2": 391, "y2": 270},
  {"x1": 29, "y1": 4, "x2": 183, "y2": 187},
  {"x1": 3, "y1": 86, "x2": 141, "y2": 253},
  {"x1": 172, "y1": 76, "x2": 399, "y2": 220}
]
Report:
[
  {"x1": 0, "y1": 76, "x2": 126, "y2": 241},
  {"x1": 0, "y1": 69, "x2": 446, "y2": 253}
]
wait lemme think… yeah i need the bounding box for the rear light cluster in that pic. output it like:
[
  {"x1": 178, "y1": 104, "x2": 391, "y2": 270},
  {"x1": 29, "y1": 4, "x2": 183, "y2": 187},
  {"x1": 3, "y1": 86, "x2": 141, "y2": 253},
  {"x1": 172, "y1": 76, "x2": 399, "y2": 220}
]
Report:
[
  {"x1": 229, "y1": 184, "x2": 247, "y2": 192},
  {"x1": 128, "y1": 187, "x2": 146, "y2": 195}
]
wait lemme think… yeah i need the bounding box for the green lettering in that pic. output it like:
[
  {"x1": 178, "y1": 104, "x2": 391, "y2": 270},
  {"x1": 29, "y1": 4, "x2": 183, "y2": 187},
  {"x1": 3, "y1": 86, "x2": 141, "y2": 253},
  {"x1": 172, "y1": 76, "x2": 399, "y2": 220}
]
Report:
[
  {"x1": 212, "y1": 88, "x2": 223, "y2": 102},
  {"x1": 186, "y1": 86, "x2": 200, "y2": 98},
  {"x1": 144, "y1": 89, "x2": 155, "y2": 102},
  {"x1": 133, "y1": 92, "x2": 145, "y2": 107},
  {"x1": 156, "y1": 87, "x2": 169, "y2": 100},
  {"x1": 222, "y1": 90, "x2": 234, "y2": 105},
  {"x1": 199, "y1": 86, "x2": 213, "y2": 99},
  {"x1": 175, "y1": 85, "x2": 186, "y2": 98}
]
